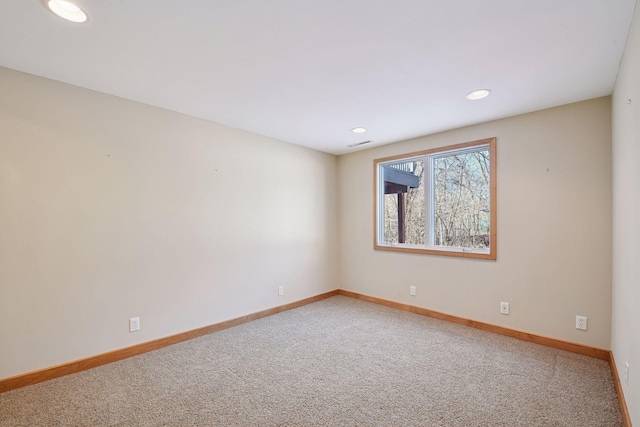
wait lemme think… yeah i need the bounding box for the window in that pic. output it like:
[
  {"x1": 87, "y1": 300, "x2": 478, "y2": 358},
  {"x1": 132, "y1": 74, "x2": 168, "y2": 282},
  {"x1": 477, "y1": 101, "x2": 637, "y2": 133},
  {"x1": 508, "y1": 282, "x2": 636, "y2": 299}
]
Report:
[{"x1": 374, "y1": 138, "x2": 496, "y2": 259}]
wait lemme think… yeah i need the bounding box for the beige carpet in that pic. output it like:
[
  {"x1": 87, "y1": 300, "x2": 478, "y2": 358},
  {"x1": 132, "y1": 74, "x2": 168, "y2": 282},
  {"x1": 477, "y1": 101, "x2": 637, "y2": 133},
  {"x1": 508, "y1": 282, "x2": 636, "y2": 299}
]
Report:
[{"x1": 0, "y1": 296, "x2": 622, "y2": 426}]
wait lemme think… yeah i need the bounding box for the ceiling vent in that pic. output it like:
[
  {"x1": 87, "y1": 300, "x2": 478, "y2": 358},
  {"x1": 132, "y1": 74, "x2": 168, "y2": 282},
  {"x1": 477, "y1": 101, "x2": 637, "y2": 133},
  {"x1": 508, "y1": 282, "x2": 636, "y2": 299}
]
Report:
[{"x1": 347, "y1": 140, "x2": 372, "y2": 148}]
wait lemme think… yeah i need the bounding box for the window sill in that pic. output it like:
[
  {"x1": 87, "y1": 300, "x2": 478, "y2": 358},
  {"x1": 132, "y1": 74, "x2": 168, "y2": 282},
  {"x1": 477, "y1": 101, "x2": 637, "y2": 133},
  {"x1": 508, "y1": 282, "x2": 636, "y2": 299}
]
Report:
[{"x1": 374, "y1": 243, "x2": 496, "y2": 260}]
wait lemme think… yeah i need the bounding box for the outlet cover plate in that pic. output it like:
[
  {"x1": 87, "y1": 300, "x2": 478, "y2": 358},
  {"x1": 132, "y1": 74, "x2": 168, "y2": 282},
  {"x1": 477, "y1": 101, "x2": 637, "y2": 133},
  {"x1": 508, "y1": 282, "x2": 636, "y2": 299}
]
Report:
[
  {"x1": 410, "y1": 286, "x2": 416, "y2": 296},
  {"x1": 625, "y1": 362, "x2": 630, "y2": 386},
  {"x1": 129, "y1": 317, "x2": 140, "y2": 332},
  {"x1": 500, "y1": 302, "x2": 510, "y2": 315},
  {"x1": 576, "y1": 315, "x2": 587, "y2": 331}
]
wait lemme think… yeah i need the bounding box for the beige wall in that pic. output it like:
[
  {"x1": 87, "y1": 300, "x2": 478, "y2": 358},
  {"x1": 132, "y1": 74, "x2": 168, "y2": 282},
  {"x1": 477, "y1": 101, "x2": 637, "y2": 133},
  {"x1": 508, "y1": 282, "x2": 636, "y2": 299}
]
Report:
[
  {"x1": 339, "y1": 97, "x2": 612, "y2": 349},
  {"x1": 612, "y1": 1, "x2": 640, "y2": 424},
  {"x1": 0, "y1": 67, "x2": 339, "y2": 379}
]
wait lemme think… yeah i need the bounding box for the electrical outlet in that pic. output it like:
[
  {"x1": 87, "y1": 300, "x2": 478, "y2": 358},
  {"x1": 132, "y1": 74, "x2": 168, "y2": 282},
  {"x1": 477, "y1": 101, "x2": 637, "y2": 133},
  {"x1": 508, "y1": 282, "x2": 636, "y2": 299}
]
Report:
[
  {"x1": 576, "y1": 315, "x2": 587, "y2": 331},
  {"x1": 129, "y1": 317, "x2": 140, "y2": 332},
  {"x1": 625, "y1": 362, "x2": 630, "y2": 386},
  {"x1": 410, "y1": 286, "x2": 416, "y2": 296},
  {"x1": 500, "y1": 302, "x2": 509, "y2": 315},
  {"x1": 278, "y1": 286, "x2": 284, "y2": 296}
]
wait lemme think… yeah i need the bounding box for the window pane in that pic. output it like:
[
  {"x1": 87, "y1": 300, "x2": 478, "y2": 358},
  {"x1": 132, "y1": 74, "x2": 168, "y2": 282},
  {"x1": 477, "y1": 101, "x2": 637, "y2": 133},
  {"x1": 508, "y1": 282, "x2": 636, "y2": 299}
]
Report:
[
  {"x1": 382, "y1": 159, "x2": 425, "y2": 245},
  {"x1": 433, "y1": 149, "x2": 490, "y2": 249}
]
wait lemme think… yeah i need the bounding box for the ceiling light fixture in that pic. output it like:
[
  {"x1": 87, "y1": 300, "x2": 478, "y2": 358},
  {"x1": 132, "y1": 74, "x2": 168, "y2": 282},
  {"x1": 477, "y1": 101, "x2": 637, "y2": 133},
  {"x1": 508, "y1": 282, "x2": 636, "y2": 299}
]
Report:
[
  {"x1": 46, "y1": 0, "x2": 88, "y2": 23},
  {"x1": 351, "y1": 127, "x2": 367, "y2": 133},
  {"x1": 466, "y1": 89, "x2": 491, "y2": 100}
]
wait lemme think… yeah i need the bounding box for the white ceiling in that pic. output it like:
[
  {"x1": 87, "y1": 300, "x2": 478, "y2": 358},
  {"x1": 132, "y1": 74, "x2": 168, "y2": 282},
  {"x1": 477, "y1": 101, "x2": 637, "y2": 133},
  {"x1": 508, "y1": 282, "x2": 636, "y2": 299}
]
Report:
[{"x1": 0, "y1": 1, "x2": 636, "y2": 155}]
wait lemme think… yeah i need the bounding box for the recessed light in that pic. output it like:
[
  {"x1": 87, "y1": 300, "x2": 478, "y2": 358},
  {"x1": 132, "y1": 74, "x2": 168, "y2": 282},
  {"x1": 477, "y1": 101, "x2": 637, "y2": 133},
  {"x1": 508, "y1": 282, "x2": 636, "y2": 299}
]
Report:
[
  {"x1": 46, "y1": 0, "x2": 88, "y2": 23},
  {"x1": 466, "y1": 89, "x2": 491, "y2": 100},
  {"x1": 352, "y1": 127, "x2": 367, "y2": 133}
]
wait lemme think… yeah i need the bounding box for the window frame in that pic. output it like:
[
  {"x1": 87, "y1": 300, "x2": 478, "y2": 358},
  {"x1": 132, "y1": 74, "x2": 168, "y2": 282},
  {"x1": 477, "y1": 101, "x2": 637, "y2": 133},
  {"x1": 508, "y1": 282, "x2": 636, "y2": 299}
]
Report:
[{"x1": 373, "y1": 137, "x2": 497, "y2": 260}]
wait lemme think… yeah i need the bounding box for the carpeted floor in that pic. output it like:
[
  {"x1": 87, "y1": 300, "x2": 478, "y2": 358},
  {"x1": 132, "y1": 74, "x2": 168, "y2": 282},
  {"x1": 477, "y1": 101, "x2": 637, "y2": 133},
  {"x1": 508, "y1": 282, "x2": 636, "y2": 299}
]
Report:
[{"x1": 0, "y1": 296, "x2": 622, "y2": 426}]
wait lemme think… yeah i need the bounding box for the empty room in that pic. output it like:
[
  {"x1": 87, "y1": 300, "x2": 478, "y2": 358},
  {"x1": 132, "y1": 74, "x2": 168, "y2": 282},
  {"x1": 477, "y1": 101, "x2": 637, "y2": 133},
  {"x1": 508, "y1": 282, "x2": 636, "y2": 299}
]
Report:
[{"x1": 1, "y1": 1, "x2": 639, "y2": 426}]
